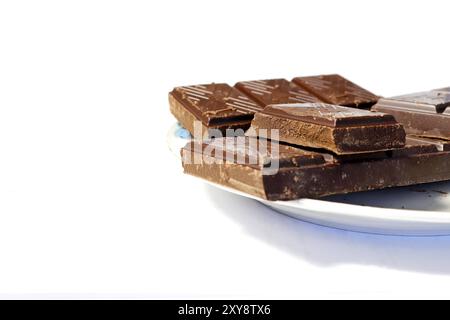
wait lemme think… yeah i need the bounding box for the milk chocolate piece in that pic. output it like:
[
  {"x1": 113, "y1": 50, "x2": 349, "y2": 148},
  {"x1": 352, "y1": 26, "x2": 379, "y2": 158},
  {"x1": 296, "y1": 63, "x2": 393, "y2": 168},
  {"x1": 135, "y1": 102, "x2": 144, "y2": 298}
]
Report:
[
  {"x1": 235, "y1": 79, "x2": 322, "y2": 107},
  {"x1": 182, "y1": 137, "x2": 450, "y2": 201},
  {"x1": 169, "y1": 83, "x2": 263, "y2": 135},
  {"x1": 248, "y1": 103, "x2": 406, "y2": 154},
  {"x1": 292, "y1": 74, "x2": 379, "y2": 109},
  {"x1": 372, "y1": 88, "x2": 450, "y2": 139}
]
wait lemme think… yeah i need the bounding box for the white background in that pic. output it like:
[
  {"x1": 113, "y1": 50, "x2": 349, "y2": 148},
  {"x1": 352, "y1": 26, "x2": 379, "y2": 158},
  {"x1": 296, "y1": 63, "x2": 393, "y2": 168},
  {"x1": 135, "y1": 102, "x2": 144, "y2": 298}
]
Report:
[{"x1": 1, "y1": 0, "x2": 450, "y2": 299}]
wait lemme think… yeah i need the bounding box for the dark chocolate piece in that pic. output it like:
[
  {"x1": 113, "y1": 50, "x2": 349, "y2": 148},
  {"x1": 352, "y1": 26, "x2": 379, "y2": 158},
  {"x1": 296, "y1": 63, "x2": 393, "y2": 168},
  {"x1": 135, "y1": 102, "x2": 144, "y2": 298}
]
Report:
[
  {"x1": 181, "y1": 137, "x2": 336, "y2": 200},
  {"x1": 292, "y1": 74, "x2": 379, "y2": 109},
  {"x1": 248, "y1": 103, "x2": 406, "y2": 154},
  {"x1": 372, "y1": 88, "x2": 450, "y2": 139},
  {"x1": 183, "y1": 137, "x2": 326, "y2": 169},
  {"x1": 182, "y1": 137, "x2": 450, "y2": 201},
  {"x1": 235, "y1": 79, "x2": 322, "y2": 107},
  {"x1": 390, "y1": 137, "x2": 439, "y2": 157},
  {"x1": 405, "y1": 136, "x2": 450, "y2": 152},
  {"x1": 328, "y1": 137, "x2": 438, "y2": 162},
  {"x1": 169, "y1": 83, "x2": 262, "y2": 135}
]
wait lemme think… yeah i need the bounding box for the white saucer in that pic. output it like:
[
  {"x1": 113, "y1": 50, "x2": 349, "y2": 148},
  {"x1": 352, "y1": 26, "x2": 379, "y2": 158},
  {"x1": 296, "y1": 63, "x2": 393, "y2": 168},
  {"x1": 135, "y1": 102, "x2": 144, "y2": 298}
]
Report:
[{"x1": 168, "y1": 123, "x2": 450, "y2": 236}]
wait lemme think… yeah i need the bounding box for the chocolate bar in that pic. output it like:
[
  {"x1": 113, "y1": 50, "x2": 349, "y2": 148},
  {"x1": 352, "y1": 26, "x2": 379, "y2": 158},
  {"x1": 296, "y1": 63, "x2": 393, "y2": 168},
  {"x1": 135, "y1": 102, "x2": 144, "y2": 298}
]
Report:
[
  {"x1": 181, "y1": 137, "x2": 450, "y2": 201},
  {"x1": 169, "y1": 75, "x2": 379, "y2": 136},
  {"x1": 372, "y1": 88, "x2": 450, "y2": 140},
  {"x1": 183, "y1": 136, "x2": 326, "y2": 169},
  {"x1": 234, "y1": 79, "x2": 322, "y2": 106},
  {"x1": 181, "y1": 137, "x2": 336, "y2": 200},
  {"x1": 169, "y1": 83, "x2": 262, "y2": 135},
  {"x1": 292, "y1": 74, "x2": 379, "y2": 109},
  {"x1": 248, "y1": 103, "x2": 406, "y2": 154}
]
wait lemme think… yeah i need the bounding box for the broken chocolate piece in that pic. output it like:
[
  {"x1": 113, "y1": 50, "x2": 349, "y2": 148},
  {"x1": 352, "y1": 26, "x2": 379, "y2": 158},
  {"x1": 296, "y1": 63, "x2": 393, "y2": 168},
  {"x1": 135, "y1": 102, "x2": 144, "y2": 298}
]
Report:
[
  {"x1": 248, "y1": 103, "x2": 406, "y2": 154},
  {"x1": 235, "y1": 79, "x2": 322, "y2": 107},
  {"x1": 405, "y1": 136, "x2": 450, "y2": 152},
  {"x1": 169, "y1": 83, "x2": 263, "y2": 135},
  {"x1": 182, "y1": 137, "x2": 326, "y2": 169},
  {"x1": 181, "y1": 137, "x2": 450, "y2": 201},
  {"x1": 181, "y1": 137, "x2": 336, "y2": 200},
  {"x1": 328, "y1": 137, "x2": 438, "y2": 162},
  {"x1": 292, "y1": 74, "x2": 379, "y2": 109},
  {"x1": 372, "y1": 88, "x2": 450, "y2": 139}
]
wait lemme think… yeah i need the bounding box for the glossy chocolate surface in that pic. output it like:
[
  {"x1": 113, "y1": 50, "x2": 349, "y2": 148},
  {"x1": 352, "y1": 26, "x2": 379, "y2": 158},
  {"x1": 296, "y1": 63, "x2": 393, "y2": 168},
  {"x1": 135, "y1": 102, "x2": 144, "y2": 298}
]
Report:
[
  {"x1": 372, "y1": 87, "x2": 450, "y2": 139},
  {"x1": 170, "y1": 83, "x2": 261, "y2": 126},
  {"x1": 292, "y1": 74, "x2": 379, "y2": 109},
  {"x1": 235, "y1": 79, "x2": 322, "y2": 107}
]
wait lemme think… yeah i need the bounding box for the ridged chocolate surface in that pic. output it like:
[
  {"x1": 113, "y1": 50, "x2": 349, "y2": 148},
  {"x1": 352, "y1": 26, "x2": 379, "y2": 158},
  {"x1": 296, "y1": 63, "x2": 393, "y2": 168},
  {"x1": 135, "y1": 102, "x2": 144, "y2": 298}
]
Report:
[
  {"x1": 235, "y1": 79, "x2": 322, "y2": 107},
  {"x1": 169, "y1": 75, "x2": 380, "y2": 134},
  {"x1": 292, "y1": 74, "x2": 379, "y2": 108},
  {"x1": 170, "y1": 83, "x2": 261, "y2": 126}
]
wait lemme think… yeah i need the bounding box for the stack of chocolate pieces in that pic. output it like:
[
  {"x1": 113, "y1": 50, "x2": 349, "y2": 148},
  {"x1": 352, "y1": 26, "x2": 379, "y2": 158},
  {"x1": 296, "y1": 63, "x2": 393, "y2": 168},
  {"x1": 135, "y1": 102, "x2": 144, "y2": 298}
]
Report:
[{"x1": 169, "y1": 75, "x2": 450, "y2": 201}]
